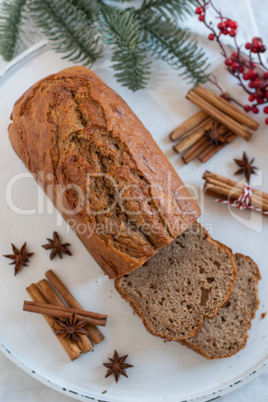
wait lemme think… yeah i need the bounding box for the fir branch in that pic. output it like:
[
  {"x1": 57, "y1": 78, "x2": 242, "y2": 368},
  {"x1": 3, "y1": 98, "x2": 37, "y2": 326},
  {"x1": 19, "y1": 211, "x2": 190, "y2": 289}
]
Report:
[
  {"x1": 96, "y1": 6, "x2": 151, "y2": 91},
  {"x1": 70, "y1": 0, "x2": 101, "y2": 19},
  {"x1": 29, "y1": 0, "x2": 102, "y2": 65},
  {"x1": 139, "y1": 0, "x2": 196, "y2": 21},
  {"x1": 142, "y1": 16, "x2": 209, "y2": 84},
  {"x1": 0, "y1": 0, "x2": 27, "y2": 61}
]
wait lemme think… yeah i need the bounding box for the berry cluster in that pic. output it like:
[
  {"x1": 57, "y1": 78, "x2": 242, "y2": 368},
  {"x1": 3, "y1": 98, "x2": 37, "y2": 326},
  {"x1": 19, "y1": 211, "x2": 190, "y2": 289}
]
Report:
[
  {"x1": 196, "y1": 0, "x2": 268, "y2": 125},
  {"x1": 245, "y1": 37, "x2": 266, "y2": 54},
  {"x1": 216, "y1": 19, "x2": 238, "y2": 38}
]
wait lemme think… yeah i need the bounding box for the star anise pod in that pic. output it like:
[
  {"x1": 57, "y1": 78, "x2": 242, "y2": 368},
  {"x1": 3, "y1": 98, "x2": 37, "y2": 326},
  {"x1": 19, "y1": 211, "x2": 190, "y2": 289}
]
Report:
[
  {"x1": 234, "y1": 152, "x2": 258, "y2": 183},
  {"x1": 103, "y1": 350, "x2": 133, "y2": 383},
  {"x1": 204, "y1": 120, "x2": 228, "y2": 146},
  {"x1": 55, "y1": 311, "x2": 88, "y2": 343},
  {"x1": 3, "y1": 242, "x2": 34, "y2": 275},
  {"x1": 42, "y1": 231, "x2": 72, "y2": 260}
]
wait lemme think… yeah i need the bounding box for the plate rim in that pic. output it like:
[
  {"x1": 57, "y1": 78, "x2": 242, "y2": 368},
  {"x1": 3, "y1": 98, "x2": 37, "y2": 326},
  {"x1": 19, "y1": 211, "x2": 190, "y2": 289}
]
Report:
[
  {"x1": 1, "y1": 336, "x2": 268, "y2": 402},
  {"x1": 1, "y1": 40, "x2": 268, "y2": 402}
]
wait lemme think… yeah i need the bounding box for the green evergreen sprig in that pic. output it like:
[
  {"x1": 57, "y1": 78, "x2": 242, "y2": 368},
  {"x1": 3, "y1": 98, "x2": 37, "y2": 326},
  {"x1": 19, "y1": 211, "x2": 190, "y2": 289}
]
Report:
[
  {"x1": 0, "y1": 0, "x2": 27, "y2": 60},
  {"x1": 0, "y1": 0, "x2": 210, "y2": 91},
  {"x1": 97, "y1": 7, "x2": 151, "y2": 90},
  {"x1": 29, "y1": 0, "x2": 102, "y2": 65}
]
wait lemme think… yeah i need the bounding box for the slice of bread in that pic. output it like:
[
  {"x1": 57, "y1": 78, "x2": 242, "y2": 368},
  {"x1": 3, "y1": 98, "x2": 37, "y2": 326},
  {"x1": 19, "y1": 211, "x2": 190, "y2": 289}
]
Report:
[
  {"x1": 180, "y1": 253, "x2": 261, "y2": 359},
  {"x1": 115, "y1": 222, "x2": 237, "y2": 341}
]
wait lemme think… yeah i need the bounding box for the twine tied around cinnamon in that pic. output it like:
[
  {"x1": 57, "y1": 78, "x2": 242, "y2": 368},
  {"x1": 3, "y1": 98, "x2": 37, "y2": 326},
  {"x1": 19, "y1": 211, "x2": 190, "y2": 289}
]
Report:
[{"x1": 215, "y1": 182, "x2": 268, "y2": 216}]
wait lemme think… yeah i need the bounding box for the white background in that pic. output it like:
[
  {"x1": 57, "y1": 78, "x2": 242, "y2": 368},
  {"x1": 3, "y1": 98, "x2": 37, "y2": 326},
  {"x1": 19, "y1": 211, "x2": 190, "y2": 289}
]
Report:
[{"x1": 1, "y1": 0, "x2": 268, "y2": 401}]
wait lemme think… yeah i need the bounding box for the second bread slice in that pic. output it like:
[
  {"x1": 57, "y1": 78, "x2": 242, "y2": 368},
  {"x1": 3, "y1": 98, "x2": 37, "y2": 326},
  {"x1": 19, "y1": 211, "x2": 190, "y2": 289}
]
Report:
[
  {"x1": 180, "y1": 253, "x2": 261, "y2": 359},
  {"x1": 115, "y1": 222, "x2": 237, "y2": 341}
]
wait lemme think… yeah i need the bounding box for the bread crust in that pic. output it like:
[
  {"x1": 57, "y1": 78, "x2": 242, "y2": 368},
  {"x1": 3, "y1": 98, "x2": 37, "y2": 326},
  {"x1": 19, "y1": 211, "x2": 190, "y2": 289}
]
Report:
[
  {"x1": 8, "y1": 66, "x2": 201, "y2": 278},
  {"x1": 115, "y1": 222, "x2": 237, "y2": 341}
]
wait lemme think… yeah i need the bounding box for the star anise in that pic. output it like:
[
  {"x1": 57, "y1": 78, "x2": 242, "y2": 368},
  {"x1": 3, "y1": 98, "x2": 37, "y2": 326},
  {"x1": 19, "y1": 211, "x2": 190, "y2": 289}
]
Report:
[
  {"x1": 42, "y1": 231, "x2": 72, "y2": 260},
  {"x1": 103, "y1": 350, "x2": 133, "y2": 383},
  {"x1": 234, "y1": 152, "x2": 258, "y2": 183},
  {"x1": 55, "y1": 311, "x2": 88, "y2": 343},
  {"x1": 204, "y1": 120, "x2": 228, "y2": 146},
  {"x1": 3, "y1": 242, "x2": 34, "y2": 275}
]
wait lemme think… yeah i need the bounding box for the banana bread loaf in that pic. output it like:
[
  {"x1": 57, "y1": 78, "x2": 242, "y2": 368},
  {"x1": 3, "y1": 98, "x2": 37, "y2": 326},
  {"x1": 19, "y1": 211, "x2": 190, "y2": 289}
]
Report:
[{"x1": 8, "y1": 66, "x2": 201, "y2": 278}]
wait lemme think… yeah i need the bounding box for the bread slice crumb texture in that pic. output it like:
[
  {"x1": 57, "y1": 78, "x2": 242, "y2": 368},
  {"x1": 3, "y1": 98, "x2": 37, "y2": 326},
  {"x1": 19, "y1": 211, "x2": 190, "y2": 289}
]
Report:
[
  {"x1": 181, "y1": 253, "x2": 261, "y2": 359},
  {"x1": 115, "y1": 222, "x2": 237, "y2": 340}
]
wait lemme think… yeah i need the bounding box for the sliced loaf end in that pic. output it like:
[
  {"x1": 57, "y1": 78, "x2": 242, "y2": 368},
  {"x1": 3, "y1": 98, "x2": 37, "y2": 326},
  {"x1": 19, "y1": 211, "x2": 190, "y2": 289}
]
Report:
[
  {"x1": 181, "y1": 253, "x2": 261, "y2": 359},
  {"x1": 115, "y1": 222, "x2": 237, "y2": 341}
]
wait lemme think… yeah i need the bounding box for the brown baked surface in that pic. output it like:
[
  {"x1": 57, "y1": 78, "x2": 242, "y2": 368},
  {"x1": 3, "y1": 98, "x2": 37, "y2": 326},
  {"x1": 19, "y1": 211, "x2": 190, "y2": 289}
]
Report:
[
  {"x1": 180, "y1": 253, "x2": 261, "y2": 359},
  {"x1": 115, "y1": 222, "x2": 237, "y2": 340},
  {"x1": 8, "y1": 66, "x2": 201, "y2": 278}
]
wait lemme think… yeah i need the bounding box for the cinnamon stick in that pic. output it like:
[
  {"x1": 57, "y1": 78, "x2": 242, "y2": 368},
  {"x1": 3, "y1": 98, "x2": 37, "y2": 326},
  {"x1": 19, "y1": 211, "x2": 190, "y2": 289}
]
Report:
[
  {"x1": 45, "y1": 270, "x2": 105, "y2": 344},
  {"x1": 173, "y1": 118, "x2": 213, "y2": 153},
  {"x1": 26, "y1": 284, "x2": 82, "y2": 361},
  {"x1": 194, "y1": 85, "x2": 259, "y2": 131},
  {"x1": 36, "y1": 279, "x2": 94, "y2": 354},
  {"x1": 187, "y1": 90, "x2": 252, "y2": 141},
  {"x1": 182, "y1": 137, "x2": 208, "y2": 164},
  {"x1": 170, "y1": 110, "x2": 208, "y2": 141},
  {"x1": 23, "y1": 301, "x2": 107, "y2": 326},
  {"x1": 198, "y1": 132, "x2": 237, "y2": 163},
  {"x1": 203, "y1": 171, "x2": 268, "y2": 212}
]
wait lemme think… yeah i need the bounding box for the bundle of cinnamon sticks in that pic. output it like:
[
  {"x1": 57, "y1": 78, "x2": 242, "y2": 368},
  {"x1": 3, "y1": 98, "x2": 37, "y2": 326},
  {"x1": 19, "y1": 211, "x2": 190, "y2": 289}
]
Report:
[
  {"x1": 203, "y1": 171, "x2": 268, "y2": 215},
  {"x1": 24, "y1": 269, "x2": 106, "y2": 361},
  {"x1": 170, "y1": 85, "x2": 259, "y2": 164}
]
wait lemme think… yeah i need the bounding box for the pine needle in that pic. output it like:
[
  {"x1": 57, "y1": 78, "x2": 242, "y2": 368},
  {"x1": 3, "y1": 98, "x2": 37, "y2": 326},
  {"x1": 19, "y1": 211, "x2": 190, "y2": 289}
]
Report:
[
  {"x1": 0, "y1": 0, "x2": 27, "y2": 61},
  {"x1": 142, "y1": 16, "x2": 209, "y2": 84},
  {"x1": 139, "y1": 0, "x2": 196, "y2": 20},
  {"x1": 96, "y1": 6, "x2": 151, "y2": 91},
  {"x1": 29, "y1": 0, "x2": 102, "y2": 66}
]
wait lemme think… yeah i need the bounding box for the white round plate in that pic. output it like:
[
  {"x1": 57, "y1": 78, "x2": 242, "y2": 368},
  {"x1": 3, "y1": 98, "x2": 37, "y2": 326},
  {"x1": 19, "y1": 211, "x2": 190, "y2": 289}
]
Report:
[{"x1": 0, "y1": 41, "x2": 268, "y2": 402}]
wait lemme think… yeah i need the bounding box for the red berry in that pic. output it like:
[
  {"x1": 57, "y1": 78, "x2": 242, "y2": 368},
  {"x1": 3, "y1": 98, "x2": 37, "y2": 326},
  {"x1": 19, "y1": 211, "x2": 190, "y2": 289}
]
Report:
[
  {"x1": 264, "y1": 107, "x2": 268, "y2": 114},
  {"x1": 257, "y1": 98, "x2": 264, "y2": 104},
  {"x1": 252, "y1": 106, "x2": 259, "y2": 114},
  {"x1": 225, "y1": 58, "x2": 233, "y2": 66},
  {"x1": 245, "y1": 42, "x2": 251, "y2": 50},
  {"x1": 263, "y1": 72, "x2": 268, "y2": 80},
  {"x1": 249, "y1": 82, "x2": 255, "y2": 88},
  {"x1": 252, "y1": 47, "x2": 258, "y2": 53},
  {"x1": 254, "y1": 78, "x2": 261, "y2": 88},
  {"x1": 196, "y1": 6, "x2": 203, "y2": 14},
  {"x1": 244, "y1": 105, "x2": 251, "y2": 112},
  {"x1": 232, "y1": 62, "x2": 239, "y2": 70},
  {"x1": 265, "y1": 118, "x2": 268, "y2": 125},
  {"x1": 248, "y1": 70, "x2": 256, "y2": 79},
  {"x1": 252, "y1": 36, "x2": 259, "y2": 42},
  {"x1": 229, "y1": 29, "x2": 237, "y2": 37},
  {"x1": 243, "y1": 73, "x2": 249, "y2": 80},
  {"x1": 248, "y1": 94, "x2": 255, "y2": 102},
  {"x1": 199, "y1": 14, "x2": 204, "y2": 21},
  {"x1": 254, "y1": 40, "x2": 262, "y2": 49},
  {"x1": 260, "y1": 45, "x2": 266, "y2": 53},
  {"x1": 225, "y1": 19, "x2": 231, "y2": 28},
  {"x1": 208, "y1": 33, "x2": 215, "y2": 41},
  {"x1": 222, "y1": 29, "x2": 228, "y2": 35},
  {"x1": 229, "y1": 20, "x2": 238, "y2": 29},
  {"x1": 252, "y1": 63, "x2": 257, "y2": 68},
  {"x1": 218, "y1": 21, "x2": 225, "y2": 30},
  {"x1": 239, "y1": 66, "x2": 245, "y2": 73},
  {"x1": 232, "y1": 52, "x2": 238, "y2": 59}
]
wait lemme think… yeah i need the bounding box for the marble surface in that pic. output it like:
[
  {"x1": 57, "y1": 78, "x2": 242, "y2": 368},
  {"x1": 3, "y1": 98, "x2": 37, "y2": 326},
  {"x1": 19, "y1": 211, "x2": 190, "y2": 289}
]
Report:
[{"x1": 1, "y1": 0, "x2": 268, "y2": 401}]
